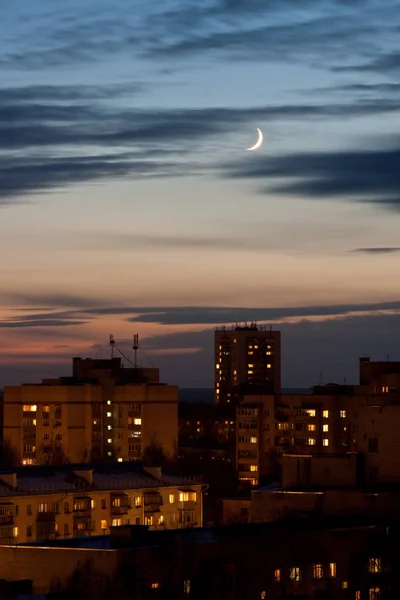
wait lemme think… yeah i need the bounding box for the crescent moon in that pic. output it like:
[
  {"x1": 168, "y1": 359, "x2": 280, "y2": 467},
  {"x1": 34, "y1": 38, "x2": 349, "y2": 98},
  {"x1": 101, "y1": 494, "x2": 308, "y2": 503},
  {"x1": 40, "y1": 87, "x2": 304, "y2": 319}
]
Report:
[{"x1": 246, "y1": 128, "x2": 263, "y2": 151}]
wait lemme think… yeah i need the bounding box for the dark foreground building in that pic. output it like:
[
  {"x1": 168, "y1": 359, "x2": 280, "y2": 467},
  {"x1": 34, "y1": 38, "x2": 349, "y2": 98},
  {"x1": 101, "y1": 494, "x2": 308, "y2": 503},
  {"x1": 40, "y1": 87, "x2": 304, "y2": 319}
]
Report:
[{"x1": 1, "y1": 518, "x2": 397, "y2": 598}]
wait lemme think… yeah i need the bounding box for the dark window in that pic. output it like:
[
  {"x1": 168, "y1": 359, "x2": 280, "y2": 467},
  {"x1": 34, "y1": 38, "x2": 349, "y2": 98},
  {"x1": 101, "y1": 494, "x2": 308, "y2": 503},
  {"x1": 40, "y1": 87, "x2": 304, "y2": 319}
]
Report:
[
  {"x1": 101, "y1": 499, "x2": 107, "y2": 509},
  {"x1": 26, "y1": 504, "x2": 32, "y2": 515},
  {"x1": 369, "y1": 438, "x2": 378, "y2": 453},
  {"x1": 27, "y1": 526, "x2": 32, "y2": 537}
]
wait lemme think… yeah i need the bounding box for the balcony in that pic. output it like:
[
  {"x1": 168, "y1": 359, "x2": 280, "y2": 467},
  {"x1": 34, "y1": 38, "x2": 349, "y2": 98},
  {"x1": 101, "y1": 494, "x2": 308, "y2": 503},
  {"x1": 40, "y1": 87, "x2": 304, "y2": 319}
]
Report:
[
  {"x1": 73, "y1": 496, "x2": 93, "y2": 517},
  {"x1": 0, "y1": 503, "x2": 17, "y2": 525},
  {"x1": 36, "y1": 510, "x2": 57, "y2": 522},
  {"x1": 73, "y1": 517, "x2": 95, "y2": 536},
  {"x1": 0, "y1": 525, "x2": 17, "y2": 544},
  {"x1": 144, "y1": 493, "x2": 163, "y2": 514},
  {"x1": 111, "y1": 494, "x2": 131, "y2": 515}
]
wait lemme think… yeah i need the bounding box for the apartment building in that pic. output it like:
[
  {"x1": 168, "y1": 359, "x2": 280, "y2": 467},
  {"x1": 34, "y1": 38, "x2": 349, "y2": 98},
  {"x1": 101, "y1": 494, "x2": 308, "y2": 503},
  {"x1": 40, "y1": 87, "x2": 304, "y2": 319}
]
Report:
[
  {"x1": 214, "y1": 324, "x2": 281, "y2": 404},
  {"x1": 236, "y1": 385, "x2": 400, "y2": 486},
  {"x1": 359, "y1": 356, "x2": 400, "y2": 391},
  {"x1": 0, "y1": 462, "x2": 203, "y2": 544},
  {"x1": 3, "y1": 357, "x2": 178, "y2": 465}
]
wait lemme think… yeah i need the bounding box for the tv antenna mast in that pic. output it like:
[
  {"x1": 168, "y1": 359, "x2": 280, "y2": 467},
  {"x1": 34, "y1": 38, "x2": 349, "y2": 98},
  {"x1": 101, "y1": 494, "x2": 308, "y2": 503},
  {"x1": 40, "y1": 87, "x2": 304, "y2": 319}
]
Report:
[{"x1": 133, "y1": 334, "x2": 139, "y2": 368}]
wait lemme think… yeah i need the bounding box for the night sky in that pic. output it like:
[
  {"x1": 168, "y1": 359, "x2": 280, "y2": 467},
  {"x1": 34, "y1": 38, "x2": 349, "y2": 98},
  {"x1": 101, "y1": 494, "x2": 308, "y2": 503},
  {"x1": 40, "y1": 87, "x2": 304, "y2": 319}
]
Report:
[{"x1": 1, "y1": 0, "x2": 400, "y2": 388}]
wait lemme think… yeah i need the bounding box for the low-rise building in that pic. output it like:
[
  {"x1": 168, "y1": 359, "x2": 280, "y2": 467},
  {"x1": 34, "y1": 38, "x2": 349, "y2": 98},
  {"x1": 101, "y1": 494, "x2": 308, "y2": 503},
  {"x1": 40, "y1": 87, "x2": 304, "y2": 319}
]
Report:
[
  {"x1": 0, "y1": 462, "x2": 204, "y2": 544},
  {"x1": 0, "y1": 520, "x2": 394, "y2": 598}
]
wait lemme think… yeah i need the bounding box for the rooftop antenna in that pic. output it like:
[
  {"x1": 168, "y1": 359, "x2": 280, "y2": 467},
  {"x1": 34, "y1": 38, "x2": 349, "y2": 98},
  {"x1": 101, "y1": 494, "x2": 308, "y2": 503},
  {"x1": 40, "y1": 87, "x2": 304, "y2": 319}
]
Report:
[
  {"x1": 133, "y1": 334, "x2": 139, "y2": 368},
  {"x1": 109, "y1": 335, "x2": 115, "y2": 359}
]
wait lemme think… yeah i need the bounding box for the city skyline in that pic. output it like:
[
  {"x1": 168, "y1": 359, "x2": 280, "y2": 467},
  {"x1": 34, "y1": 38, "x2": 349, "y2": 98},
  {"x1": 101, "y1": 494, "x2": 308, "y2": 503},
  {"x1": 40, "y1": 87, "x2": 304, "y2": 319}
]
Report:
[{"x1": 1, "y1": 0, "x2": 400, "y2": 388}]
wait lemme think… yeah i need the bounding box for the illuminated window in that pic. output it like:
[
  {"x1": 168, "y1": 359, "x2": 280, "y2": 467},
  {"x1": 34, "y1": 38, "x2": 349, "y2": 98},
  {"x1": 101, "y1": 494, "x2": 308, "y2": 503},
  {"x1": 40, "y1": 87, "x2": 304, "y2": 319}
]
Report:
[
  {"x1": 134, "y1": 418, "x2": 141, "y2": 425},
  {"x1": 107, "y1": 412, "x2": 112, "y2": 417},
  {"x1": 306, "y1": 409, "x2": 316, "y2": 417},
  {"x1": 313, "y1": 564, "x2": 323, "y2": 579},
  {"x1": 323, "y1": 410, "x2": 329, "y2": 418},
  {"x1": 107, "y1": 451, "x2": 112, "y2": 457},
  {"x1": 234, "y1": 339, "x2": 237, "y2": 343},
  {"x1": 267, "y1": 364, "x2": 272, "y2": 369},
  {"x1": 323, "y1": 438, "x2": 329, "y2": 447},
  {"x1": 184, "y1": 580, "x2": 191, "y2": 594},
  {"x1": 101, "y1": 520, "x2": 107, "y2": 530},
  {"x1": 254, "y1": 345, "x2": 259, "y2": 349},
  {"x1": 13, "y1": 527, "x2": 18, "y2": 538},
  {"x1": 266, "y1": 351, "x2": 272, "y2": 355},
  {"x1": 43, "y1": 405, "x2": 49, "y2": 413},
  {"x1": 342, "y1": 581, "x2": 348, "y2": 589},
  {"x1": 340, "y1": 410, "x2": 346, "y2": 418},
  {"x1": 23, "y1": 405, "x2": 37, "y2": 412},
  {"x1": 329, "y1": 563, "x2": 336, "y2": 578},
  {"x1": 308, "y1": 424, "x2": 316, "y2": 432},
  {"x1": 369, "y1": 588, "x2": 380, "y2": 600},
  {"x1": 112, "y1": 518, "x2": 122, "y2": 527},
  {"x1": 289, "y1": 567, "x2": 300, "y2": 582},
  {"x1": 32, "y1": 419, "x2": 36, "y2": 426},
  {"x1": 250, "y1": 465, "x2": 258, "y2": 472},
  {"x1": 151, "y1": 583, "x2": 159, "y2": 589},
  {"x1": 107, "y1": 438, "x2": 112, "y2": 444},
  {"x1": 323, "y1": 424, "x2": 329, "y2": 432},
  {"x1": 368, "y1": 558, "x2": 382, "y2": 573},
  {"x1": 107, "y1": 400, "x2": 112, "y2": 405},
  {"x1": 179, "y1": 492, "x2": 197, "y2": 502},
  {"x1": 134, "y1": 497, "x2": 141, "y2": 507},
  {"x1": 261, "y1": 592, "x2": 266, "y2": 600},
  {"x1": 248, "y1": 370, "x2": 254, "y2": 375},
  {"x1": 356, "y1": 592, "x2": 361, "y2": 600},
  {"x1": 248, "y1": 351, "x2": 253, "y2": 355},
  {"x1": 169, "y1": 494, "x2": 175, "y2": 504},
  {"x1": 250, "y1": 437, "x2": 257, "y2": 444},
  {"x1": 38, "y1": 503, "x2": 48, "y2": 513},
  {"x1": 159, "y1": 515, "x2": 164, "y2": 525},
  {"x1": 117, "y1": 457, "x2": 123, "y2": 462},
  {"x1": 93, "y1": 419, "x2": 98, "y2": 425},
  {"x1": 307, "y1": 438, "x2": 316, "y2": 446},
  {"x1": 107, "y1": 425, "x2": 112, "y2": 430},
  {"x1": 274, "y1": 569, "x2": 281, "y2": 582},
  {"x1": 91, "y1": 499, "x2": 95, "y2": 509}
]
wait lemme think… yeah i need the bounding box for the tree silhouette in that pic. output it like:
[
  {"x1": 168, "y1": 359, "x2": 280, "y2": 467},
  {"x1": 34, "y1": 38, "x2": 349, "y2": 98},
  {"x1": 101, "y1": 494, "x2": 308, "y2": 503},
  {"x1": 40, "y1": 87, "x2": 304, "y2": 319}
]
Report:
[
  {"x1": 0, "y1": 438, "x2": 19, "y2": 468},
  {"x1": 36, "y1": 440, "x2": 69, "y2": 466}
]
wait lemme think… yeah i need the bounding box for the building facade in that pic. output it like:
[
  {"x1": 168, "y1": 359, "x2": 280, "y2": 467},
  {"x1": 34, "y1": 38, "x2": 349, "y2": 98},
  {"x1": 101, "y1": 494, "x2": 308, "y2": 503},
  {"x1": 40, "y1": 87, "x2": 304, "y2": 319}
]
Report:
[
  {"x1": 214, "y1": 324, "x2": 281, "y2": 404},
  {"x1": 3, "y1": 357, "x2": 178, "y2": 465},
  {"x1": 236, "y1": 386, "x2": 400, "y2": 486},
  {"x1": 0, "y1": 463, "x2": 203, "y2": 545}
]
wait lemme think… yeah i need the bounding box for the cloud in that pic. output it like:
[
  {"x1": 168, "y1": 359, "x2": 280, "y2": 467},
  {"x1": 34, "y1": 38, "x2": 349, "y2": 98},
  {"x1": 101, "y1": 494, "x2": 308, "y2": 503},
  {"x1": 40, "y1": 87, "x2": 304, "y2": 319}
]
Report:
[
  {"x1": 1, "y1": 91, "x2": 400, "y2": 202},
  {"x1": 0, "y1": 83, "x2": 143, "y2": 103},
  {"x1": 351, "y1": 247, "x2": 400, "y2": 254},
  {"x1": 0, "y1": 320, "x2": 87, "y2": 329},
  {"x1": 224, "y1": 145, "x2": 400, "y2": 212},
  {"x1": 333, "y1": 50, "x2": 400, "y2": 74},
  {"x1": 124, "y1": 302, "x2": 400, "y2": 326}
]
